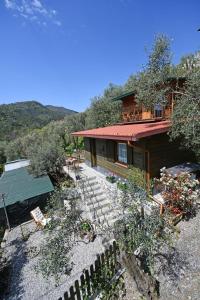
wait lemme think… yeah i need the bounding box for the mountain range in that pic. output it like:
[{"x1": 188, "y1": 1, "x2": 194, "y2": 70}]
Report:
[{"x1": 0, "y1": 101, "x2": 77, "y2": 141}]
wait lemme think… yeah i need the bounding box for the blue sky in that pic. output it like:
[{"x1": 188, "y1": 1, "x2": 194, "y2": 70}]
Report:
[{"x1": 0, "y1": 0, "x2": 200, "y2": 112}]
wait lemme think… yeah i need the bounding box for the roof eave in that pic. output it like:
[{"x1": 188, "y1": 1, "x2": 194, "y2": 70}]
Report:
[{"x1": 111, "y1": 90, "x2": 135, "y2": 102}]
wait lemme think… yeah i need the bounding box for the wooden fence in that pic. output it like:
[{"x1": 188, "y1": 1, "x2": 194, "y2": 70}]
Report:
[{"x1": 58, "y1": 241, "x2": 125, "y2": 300}]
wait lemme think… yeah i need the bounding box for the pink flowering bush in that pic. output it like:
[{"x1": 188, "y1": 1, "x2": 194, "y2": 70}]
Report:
[{"x1": 155, "y1": 167, "x2": 199, "y2": 215}]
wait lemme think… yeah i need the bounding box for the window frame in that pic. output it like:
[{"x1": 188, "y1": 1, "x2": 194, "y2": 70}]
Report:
[
  {"x1": 154, "y1": 104, "x2": 163, "y2": 118},
  {"x1": 117, "y1": 142, "x2": 128, "y2": 164}
]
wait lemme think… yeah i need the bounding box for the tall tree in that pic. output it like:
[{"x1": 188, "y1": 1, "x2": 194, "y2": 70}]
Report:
[
  {"x1": 85, "y1": 83, "x2": 122, "y2": 129},
  {"x1": 170, "y1": 70, "x2": 200, "y2": 158},
  {"x1": 125, "y1": 34, "x2": 172, "y2": 108}
]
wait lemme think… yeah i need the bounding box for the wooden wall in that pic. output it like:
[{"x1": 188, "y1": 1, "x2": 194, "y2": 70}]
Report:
[
  {"x1": 84, "y1": 134, "x2": 196, "y2": 182},
  {"x1": 121, "y1": 92, "x2": 175, "y2": 122},
  {"x1": 145, "y1": 134, "x2": 196, "y2": 178},
  {"x1": 84, "y1": 138, "x2": 145, "y2": 178}
]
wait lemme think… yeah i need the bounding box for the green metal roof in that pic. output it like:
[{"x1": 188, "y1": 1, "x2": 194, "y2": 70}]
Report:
[
  {"x1": 112, "y1": 90, "x2": 135, "y2": 102},
  {"x1": 0, "y1": 167, "x2": 54, "y2": 208}
]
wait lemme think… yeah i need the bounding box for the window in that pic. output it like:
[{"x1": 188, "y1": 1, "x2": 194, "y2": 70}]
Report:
[
  {"x1": 118, "y1": 143, "x2": 127, "y2": 164},
  {"x1": 154, "y1": 104, "x2": 163, "y2": 118}
]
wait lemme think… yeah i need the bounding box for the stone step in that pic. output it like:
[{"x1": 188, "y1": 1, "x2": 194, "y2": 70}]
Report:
[
  {"x1": 84, "y1": 190, "x2": 104, "y2": 198},
  {"x1": 80, "y1": 176, "x2": 97, "y2": 183},
  {"x1": 78, "y1": 184, "x2": 100, "y2": 192},
  {"x1": 89, "y1": 204, "x2": 113, "y2": 218},
  {"x1": 87, "y1": 195, "x2": 107, "y2": 206},
  {"x1": 80, "y1": 179, "x2": 100, "y2": 186},
  {"x1": 80, "y1": 184, "x2": 101, "y2": 193},
  {"x1": 96, "y1": 212, "x2": 118, "y2": 227},
  {"x1": 88, "y1": 199, "x2": 111, "y2": 210}
]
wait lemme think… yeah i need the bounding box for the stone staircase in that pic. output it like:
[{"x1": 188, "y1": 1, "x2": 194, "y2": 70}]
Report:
[{"x1": 77, "y1": 174, "x2": 120, "y2": 230}]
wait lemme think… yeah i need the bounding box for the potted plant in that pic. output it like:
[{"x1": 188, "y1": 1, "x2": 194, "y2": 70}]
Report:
[
  {"x1": 79, "y1": 220, "x2": 95, "y2": 242},
  {"x1": 106, "y1": 173, "x2": 117, "y2": 183}
]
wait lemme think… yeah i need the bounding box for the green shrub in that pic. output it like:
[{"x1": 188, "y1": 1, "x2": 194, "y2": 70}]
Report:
[
  {"x1": 128, "y1": 166, "x2": 146, "y2": 189},
  {"x1": 106, "y1": 175, "x2": 117, "y2": 183}
]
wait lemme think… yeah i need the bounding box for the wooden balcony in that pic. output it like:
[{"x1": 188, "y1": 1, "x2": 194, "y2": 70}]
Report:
[{"x1": 122, "y1": 106, "x2": 173, "y2": 123}]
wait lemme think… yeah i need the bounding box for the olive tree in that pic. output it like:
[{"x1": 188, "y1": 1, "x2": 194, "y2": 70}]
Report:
[
  {"x1": 114, "y1": 182, "x2": 173, "y2": 274},
  {"x1": 170, "y1": 70, "x2": 200, "y2": 158},
  {"x1": 125, "y1": 34, "x2": 172, "y2": 108},
  {"x1": 36, "y1": 188, "x2": 82, "y2": 282}
]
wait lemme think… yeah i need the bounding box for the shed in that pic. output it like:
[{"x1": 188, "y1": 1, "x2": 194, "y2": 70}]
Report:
[{"x1": 0, "y1": 164, "x2": 54, "y2": 226}]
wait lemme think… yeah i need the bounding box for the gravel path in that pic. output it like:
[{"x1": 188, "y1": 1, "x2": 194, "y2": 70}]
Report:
[
  {"x1": 158, "y1": 209, "x2": 200, "y2": 300},
  {"x1": 2, "y1": 210, "x2": 200, "y2": 300},
  {"x1": 2, "y1": 221, "x2": 104, "y2": 300}
]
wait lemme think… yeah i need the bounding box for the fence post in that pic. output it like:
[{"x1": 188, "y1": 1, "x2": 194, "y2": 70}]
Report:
[
  {"x1": 109, "y1": 244, "x2": 115, "y2": 276},
  {"x1": 80, "y1": 273, "x2": 86, "y2": 298},
  {"x1": 90, "y1": 264, "x2": 95, "y2": 293},
  {"x1": 75, "y1": 280, "x2": 81, "y2": 300},
  {"x1": 105, "y1": 248, "x2": 110, "y2": 280},
  {"x1": 64, "y1": 291, "x2": 70, "y2": 300},
  {"x1": 85, "y1": 269, "x2": 91, "y2": 296},
  {"x1": 69, "y1": 286, "x2": 75, "y2": 300},
  {"x1": 59, "y1": 241, "x2": 123, "y2": 300},
  {"x1": 113, "y1": 241, "x2": 117, "y2": 266}
]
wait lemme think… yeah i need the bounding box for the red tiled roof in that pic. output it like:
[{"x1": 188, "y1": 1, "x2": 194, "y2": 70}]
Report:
[{"x1": 72, "y1": 120, "x2": 171, "y2": 141}]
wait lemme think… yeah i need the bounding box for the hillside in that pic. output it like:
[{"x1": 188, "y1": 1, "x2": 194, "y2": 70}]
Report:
[
  {"x1": 0, "y1": 101, "x2": 77, "y2": 141},
  {"x1": 46, "y1": 105, "x2": 77, "y2": 116}
]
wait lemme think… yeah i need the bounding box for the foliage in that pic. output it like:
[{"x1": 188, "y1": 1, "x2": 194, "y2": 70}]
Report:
[
  {"x1": 106, "y1": 174, "x2": 117, "y2": 183},
  {"x1": 170, "y1": 70, "x2": 200, "y2": 158},
  {"x1": 20, "y1": 224, "x2": 30, "y2": 241},
  {"x1": 173, "y1": 51, "x2": 200, "y2": 76},
  {"x1": 155, "y1": 168, "x2": 199, "y2": 215},
  {"x1": 0, "y1": 141, "x2": 7, "y2": 164},
  {"x1": 115, "y1": 209, "x2": 172, "y2": 273},
  {"x1": 85, "y1": 83, "x2": 123, "y2": 129},
  {"x1": 0, "y1": 226, "x2": 5, "y2": 243},
  {"x1": 124, "y1": 34, "x2": 200, "y2": 157},
  {"x1": 125, "y1": 34, "x2": 172, "y2": 108},
  {"x1": 37, "y1": 233, "x2": 72, "y2": 282},
  {"x1": 114, "y1": 181, "x2": 173, "y2": 273},
  {"x1": 4, "y1": 110, "x2": 86, "y2": 179},
  {"x1": 125, "y1": 35, "x2": 200, "y2": 157},
  {"x1": 86, "y1": 265, "x2": 124, "y2": 300},
  {"x1": 28, "y1": 138, "x2": 65, "y2": 179},
  {"x1": 80, "y1": 220, "x2": 92, "y2": 232},
  {"x1": 0, "y1": 164, "x2": 3, "y2": 175},
  {"x1": 59, "y1": 177, "x2": 75, "y2": 190},
  {"x1": 128, "y1": 166, "x2": 146, "y2": 190},
  {"x1": 5, "y1": 122, "x2": 67, "y2": 180},
  {"x1": 65, "y1": 137, "x2": 84, "y2": 157},
  {"x1": 36, "y1": 188, "x2": 82, "y2": 282},
  {"x1": 116, "y1": 179, "x2": 128, "y2": 191},
  {"x1": 0, "y1": 101, "x2": 77, "y2": 141}
]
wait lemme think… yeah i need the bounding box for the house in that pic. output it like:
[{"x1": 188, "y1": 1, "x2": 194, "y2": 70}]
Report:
[
  {"x1": 0, "y1": 160, "x2": 54, "y2": 226},
  {"x1": 72, "y1": 81, "x2": 196, "y2": 185}
]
